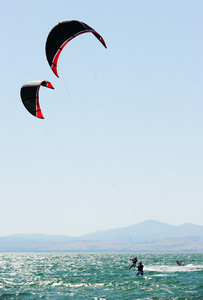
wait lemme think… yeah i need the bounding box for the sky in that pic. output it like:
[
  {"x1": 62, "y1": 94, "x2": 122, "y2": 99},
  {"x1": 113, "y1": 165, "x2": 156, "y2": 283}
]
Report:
[{"x1": 1, "y1": 0, "x2": 203, "y2": 237}]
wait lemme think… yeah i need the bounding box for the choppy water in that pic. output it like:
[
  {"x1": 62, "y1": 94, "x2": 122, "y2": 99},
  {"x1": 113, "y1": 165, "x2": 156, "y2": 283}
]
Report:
[{"x1": 0, "y1": 253, "x2": 202, "y2": 299}]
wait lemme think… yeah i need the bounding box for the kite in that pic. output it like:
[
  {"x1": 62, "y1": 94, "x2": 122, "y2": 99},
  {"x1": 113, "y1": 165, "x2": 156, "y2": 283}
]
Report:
[
  {"x1": 45, "y1": 20, "x2": 107, "y2": 77},
  {"x1": 20, "y1": 80, "x2": 54, "y2": 119}
]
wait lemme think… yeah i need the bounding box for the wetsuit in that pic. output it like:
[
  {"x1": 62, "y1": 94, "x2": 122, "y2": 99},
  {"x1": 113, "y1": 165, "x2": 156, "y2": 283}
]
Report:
[
  {"x1": 129, "y1": 258, "x2": 137, "y2": 269},
  {"x1": 177, "y1": 260, "x2": 185, "y2": 266},
  {"x1": 136, "y1": 263, "x2": 144, "y2": 275}
]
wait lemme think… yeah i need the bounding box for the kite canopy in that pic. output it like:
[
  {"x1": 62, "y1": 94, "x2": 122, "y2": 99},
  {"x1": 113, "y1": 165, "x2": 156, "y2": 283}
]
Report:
[
  {"x1": 20, "y1": 80, "x2": 54, "y2": 119},
  {"x1": 45, "y1": 20, "x2": 107, "y2": 77}
]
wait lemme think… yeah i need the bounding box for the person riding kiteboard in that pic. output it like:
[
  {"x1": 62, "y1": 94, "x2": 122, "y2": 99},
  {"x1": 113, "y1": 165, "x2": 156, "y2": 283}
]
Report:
[
  {"x1": 176, "y1": 260, "x2": 185, "y2": 266},
  {"x1": 129, "y1": 256, "x2": 137, "y2": 269},
  {"x1": 136, "y1": 262, "x2": 144, "y2": 276}
]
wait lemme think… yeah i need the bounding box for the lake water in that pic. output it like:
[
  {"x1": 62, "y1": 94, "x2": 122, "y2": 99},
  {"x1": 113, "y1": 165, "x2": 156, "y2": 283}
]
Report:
[{"x1": 0, "y1": 252, "x2": 202, "y2": 299}]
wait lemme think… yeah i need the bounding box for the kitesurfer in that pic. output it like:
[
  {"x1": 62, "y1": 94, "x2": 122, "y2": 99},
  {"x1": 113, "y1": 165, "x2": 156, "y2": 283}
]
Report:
[
  {"x1": 176, "y1": 260, "x2": 185, "y2": 266},
  {"x1": 129, "y1": 256, "x2": 137, "y2": 269},
  {"x1": 136, "y1": 262, "x2": 144, "y2": 276}
]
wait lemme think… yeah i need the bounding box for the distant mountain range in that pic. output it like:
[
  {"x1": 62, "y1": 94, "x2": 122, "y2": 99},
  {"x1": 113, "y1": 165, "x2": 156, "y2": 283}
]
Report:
[
  {"x1": 0, "y1": 220, "x2": 202, "y2": 252},
  {"x1": 82, "y1": 220, "x2": 203, "y2": 242}
]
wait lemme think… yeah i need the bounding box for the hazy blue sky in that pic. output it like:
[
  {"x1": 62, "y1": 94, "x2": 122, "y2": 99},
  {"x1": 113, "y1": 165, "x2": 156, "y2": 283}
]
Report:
[{"x1": 1, "y1": 0, "x2": 203, "y2": 236}]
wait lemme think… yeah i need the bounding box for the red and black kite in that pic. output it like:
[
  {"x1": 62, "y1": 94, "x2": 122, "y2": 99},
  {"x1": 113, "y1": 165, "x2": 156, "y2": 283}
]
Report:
[
  {"x1": 20, "y1": 80, "x2": 54, "y2": 119},
  {"x1": 45, "y1": 20, "x2": 107, "y2": 77}
]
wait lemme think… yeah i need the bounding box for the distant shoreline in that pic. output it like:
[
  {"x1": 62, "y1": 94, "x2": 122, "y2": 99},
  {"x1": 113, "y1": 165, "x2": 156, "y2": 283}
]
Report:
[{"x1": 1, "y1": 221, "x2": 202, "y2": 252}]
